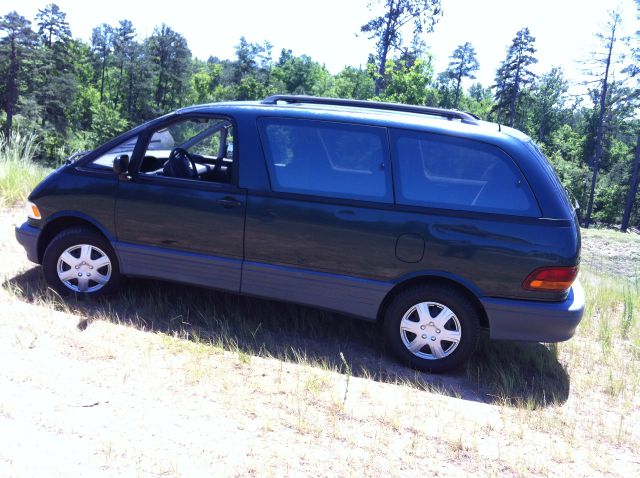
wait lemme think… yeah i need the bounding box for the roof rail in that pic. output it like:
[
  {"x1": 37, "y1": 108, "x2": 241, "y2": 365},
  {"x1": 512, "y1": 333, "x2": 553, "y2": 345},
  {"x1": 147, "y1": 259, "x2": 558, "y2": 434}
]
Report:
[{"x1": 261, "y1": 95, "x2": 480, "y2": 125}]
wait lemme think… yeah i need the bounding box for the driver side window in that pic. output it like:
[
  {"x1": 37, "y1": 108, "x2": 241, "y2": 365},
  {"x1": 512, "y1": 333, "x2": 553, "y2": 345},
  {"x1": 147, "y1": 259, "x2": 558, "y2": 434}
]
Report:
[{"x1": 138, "y1": 116, "x2": 234, "y2": 184}]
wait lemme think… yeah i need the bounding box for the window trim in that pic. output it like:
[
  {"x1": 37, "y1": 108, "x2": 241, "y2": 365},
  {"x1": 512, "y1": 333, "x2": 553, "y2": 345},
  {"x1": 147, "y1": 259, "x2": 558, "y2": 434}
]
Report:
[
  {"x1": 390, "y1": 128, "x2": 541, "y2": 217},
  {"x1": 257, "y1": 117, "x2": 394, "y2": 204}
]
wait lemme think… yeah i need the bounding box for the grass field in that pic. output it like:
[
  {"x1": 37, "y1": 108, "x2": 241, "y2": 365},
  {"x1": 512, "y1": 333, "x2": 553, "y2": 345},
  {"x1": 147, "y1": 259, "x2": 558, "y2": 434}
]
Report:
[{"x1": 1, "y1": 141, "x2": 639, "y2": 475}]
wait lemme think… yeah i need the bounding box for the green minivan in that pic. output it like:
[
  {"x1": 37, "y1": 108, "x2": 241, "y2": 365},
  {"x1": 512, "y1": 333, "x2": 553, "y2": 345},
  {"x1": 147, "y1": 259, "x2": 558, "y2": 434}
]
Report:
[{"x1": 16, "y1": 95, "x2": 584, "y2": 372}]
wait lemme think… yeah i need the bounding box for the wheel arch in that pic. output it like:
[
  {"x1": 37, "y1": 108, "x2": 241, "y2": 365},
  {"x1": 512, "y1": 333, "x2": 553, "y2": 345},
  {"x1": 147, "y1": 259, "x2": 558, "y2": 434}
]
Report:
[
  {"x1": 377, "y1": 274, "x2": 489, "y2": 329},
  {"x1": 37, "y1": 213, "x2": 114, "y2": 263}
]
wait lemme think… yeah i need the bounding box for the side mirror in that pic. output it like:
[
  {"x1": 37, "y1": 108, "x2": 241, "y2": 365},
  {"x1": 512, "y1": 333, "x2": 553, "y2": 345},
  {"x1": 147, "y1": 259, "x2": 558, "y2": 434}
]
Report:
[{"x1": 113, "y1": 154, "x2": 130, "y2": 175}]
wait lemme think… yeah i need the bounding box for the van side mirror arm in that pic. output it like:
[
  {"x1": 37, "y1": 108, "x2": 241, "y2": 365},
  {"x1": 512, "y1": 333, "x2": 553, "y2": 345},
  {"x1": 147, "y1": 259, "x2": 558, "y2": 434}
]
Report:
[{"x1": 113, "y1": 154, "x2": 131, "y2": 181}]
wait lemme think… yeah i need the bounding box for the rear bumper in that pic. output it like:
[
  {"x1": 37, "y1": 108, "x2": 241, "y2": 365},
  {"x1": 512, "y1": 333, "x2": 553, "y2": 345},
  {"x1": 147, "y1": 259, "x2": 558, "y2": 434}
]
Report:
[
  {"x1": 15, "y1": 221, "x2": 40, "y2": 264},
  {"x1": 481, "y1": 280, "x2": 585, "y2": 342}
]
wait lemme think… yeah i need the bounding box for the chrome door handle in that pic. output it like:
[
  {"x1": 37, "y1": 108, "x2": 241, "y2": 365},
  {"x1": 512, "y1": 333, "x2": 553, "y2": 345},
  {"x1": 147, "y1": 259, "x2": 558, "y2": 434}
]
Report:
[{"x1": 216, "y1": 197, "x2": 242, "y2": 208}]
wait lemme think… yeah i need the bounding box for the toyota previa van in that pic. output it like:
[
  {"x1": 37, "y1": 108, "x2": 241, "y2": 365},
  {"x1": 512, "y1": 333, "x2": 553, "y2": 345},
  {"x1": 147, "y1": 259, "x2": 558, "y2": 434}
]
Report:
[{"x1": 16, "y1": 95, "x2": 584, "y2": 372}]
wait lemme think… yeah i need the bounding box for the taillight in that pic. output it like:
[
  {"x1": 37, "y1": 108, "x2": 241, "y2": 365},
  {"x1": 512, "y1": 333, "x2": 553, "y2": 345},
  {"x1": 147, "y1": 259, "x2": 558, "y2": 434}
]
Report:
[{"x1": 522, "y1": 266, "x2": 578, "y2": 292}]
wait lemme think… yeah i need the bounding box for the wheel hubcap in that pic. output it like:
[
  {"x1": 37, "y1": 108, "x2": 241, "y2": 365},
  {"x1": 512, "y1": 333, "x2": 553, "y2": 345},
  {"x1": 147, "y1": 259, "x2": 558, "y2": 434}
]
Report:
[
  {"x1": 399, "y1": 301, "x2": 462, "y2": 360},
  {"x1": 56, "y1": 244, "x2": 111, "y2": 293}
]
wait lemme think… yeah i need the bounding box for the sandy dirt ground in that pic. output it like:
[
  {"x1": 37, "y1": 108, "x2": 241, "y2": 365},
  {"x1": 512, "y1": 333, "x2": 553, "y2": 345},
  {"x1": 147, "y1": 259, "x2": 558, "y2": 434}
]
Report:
[{"x1": 1, "y1": 208, "x2": 638, "y2": 477}]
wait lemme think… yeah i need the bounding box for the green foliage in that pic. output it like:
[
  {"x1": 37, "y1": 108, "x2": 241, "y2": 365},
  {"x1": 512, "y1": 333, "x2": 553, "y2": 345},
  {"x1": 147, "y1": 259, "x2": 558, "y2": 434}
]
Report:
[
  {"x1": 0, "y1": 5, "x2": 638, "y2": 228},
  {"x1": 361, "y1": 0, "x2": 442, "y2": 94},
  {"x1": 234, "y1": 75, "x2": 271, "y2": 101},
  {"x1": 190, "y1": 61, "x2": 232, "y2": 104},
  {"x1": 529, "y1": 67, "x2": 569, "y2": 143},
  {"x1": 89, "y1": 102, "x2": 128, "y2": 146},
  {"x1": 272, "y1": 52, "x2": 334, "y2": 97},
  {"x1": 377, "y1": 57, "x2": 433, "y2": 104},
  {"x1": 592, "y1": 181, "x2": 626, "y2": 225},
  {"x1": 146, "y1": 24, "x2": 192, "y2": 113},
  {"x1": 542, "y1": 124, "x2": 590, "y2": 206},
  {"x1": 334, "y1": 66, "x2": 375, "y2": 100},
  {"x1": 461, "y1": 83, "x2": 493, "y2": 119}
]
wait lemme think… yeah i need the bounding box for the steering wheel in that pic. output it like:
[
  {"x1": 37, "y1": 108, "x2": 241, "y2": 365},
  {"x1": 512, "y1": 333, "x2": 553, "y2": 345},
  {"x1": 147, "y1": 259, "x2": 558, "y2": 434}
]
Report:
[{"x1": 168, "y1": 147, "x2": 198, "y2": 178}]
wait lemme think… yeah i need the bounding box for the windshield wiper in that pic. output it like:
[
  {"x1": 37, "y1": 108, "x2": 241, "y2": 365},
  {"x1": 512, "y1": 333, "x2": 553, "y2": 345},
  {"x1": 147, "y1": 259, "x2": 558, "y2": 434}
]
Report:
[{"x1": 64, "y1": 151, "x2": 90, "y2": 165}]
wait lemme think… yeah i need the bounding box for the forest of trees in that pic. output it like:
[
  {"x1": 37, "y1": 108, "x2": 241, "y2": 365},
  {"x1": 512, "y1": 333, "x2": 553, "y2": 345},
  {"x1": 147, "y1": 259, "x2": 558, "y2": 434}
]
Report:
[{"x1": 1, "y1": 0, "x2": 639, "y2": 228}]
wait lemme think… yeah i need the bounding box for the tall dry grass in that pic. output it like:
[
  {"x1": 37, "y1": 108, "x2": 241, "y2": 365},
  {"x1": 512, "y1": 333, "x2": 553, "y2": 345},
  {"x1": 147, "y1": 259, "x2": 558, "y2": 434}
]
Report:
[{"x1": 0, "y1": 131, "x2": 50, "y2": 207}]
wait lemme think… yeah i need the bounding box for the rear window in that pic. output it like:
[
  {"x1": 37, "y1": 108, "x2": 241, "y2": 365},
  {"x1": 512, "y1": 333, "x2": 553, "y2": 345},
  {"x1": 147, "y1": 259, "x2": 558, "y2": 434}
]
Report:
[
  {"x1": 391, "y1": 130, "x2": 540, "y2": 216},
  {"x1": 526, "y1": 140, "x2": 575, "y2": 210},
  {"x1": 259, "y1": 118, "x2": 392, "y2": 203}
]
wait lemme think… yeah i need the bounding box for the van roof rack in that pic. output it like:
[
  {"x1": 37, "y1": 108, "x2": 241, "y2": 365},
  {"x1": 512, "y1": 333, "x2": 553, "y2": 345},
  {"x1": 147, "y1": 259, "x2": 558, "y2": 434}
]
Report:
[{"x1": 261, "y1": 95, "x2": 480, "y2": 125}]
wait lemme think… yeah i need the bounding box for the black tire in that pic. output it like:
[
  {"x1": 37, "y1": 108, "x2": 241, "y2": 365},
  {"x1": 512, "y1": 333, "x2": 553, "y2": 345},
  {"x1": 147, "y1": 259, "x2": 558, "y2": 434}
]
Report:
[
  {"x1": 42, "y1": 227, "x2": 122, "y2": 297},
  {"x1": 383, "y1": 285, "x2": 480, "y2": 373}
]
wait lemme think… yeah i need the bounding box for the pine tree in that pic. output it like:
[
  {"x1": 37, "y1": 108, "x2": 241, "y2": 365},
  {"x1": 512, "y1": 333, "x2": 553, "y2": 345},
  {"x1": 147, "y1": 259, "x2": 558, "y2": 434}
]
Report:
[
  {"x1": 531, "y1": 67, "x2": 568, "y2": 143},
  {"x1": 35, "y1": 3, "x2": 75, "y2": 134},
  {"x1": 443, "y1": 42, "x2": 479, "y2": 109},
  {"x1": 146, "y1": 24, "x2": 191, "y2": 112},
  {"x1": 112, "y1": 20, "x2": 136, "y2": 108},
  {"x1": 584, "y1": 11, "x2": 622, "y2": 228},
  {"x1": 0, "y1": 12, "x2": 38, "y2": 138},
  {"x1": 493, "y1": 27, "x2": 537, "y2": 127},
  {"x1": 622, "y1": 138, "x2": 640, "y2": 231},
  {"x1": 621, "y1": 1, "x2": 640, "y2": 231},
  {"x1": 361, "y1": 0, "x2": 441, "y2": 95},
  {"x1": 91, "y1": 23, "x2": 113, "y2": 103},
  {"x1": 35, "y1": 3, "x2": 71, "y2": 48}
]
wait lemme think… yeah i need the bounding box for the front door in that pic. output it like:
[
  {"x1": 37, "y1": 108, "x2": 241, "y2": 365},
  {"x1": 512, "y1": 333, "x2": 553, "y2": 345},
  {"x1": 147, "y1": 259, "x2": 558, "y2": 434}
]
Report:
[{"x1": 115, "y1": 115, "x2": 246, "y2": 292}]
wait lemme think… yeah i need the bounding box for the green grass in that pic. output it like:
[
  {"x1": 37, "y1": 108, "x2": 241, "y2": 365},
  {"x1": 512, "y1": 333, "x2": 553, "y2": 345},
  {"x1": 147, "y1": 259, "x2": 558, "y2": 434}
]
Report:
[{"x1": 0, "y1": 131, "x2": 51, "y2": 207}]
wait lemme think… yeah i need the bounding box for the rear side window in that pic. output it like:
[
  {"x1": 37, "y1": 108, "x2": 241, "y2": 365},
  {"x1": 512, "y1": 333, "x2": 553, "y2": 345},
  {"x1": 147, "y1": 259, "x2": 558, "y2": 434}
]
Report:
[
  {"x1": 391, "y1": 130, "x2": 540, "y2": 216},
  {"x1": 259, "y1": 118, "x2": 392, "y2": 202}
]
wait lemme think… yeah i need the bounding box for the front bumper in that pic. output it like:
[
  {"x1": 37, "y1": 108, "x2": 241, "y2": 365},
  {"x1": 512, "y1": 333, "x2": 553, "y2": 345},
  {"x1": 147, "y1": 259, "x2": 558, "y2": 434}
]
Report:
[
  {"x1": 15, "y1": 221, "x2": 41, "y2": 264},
  {"x1": 481, "y1": 280, "x2": 585, "y2": 342}
]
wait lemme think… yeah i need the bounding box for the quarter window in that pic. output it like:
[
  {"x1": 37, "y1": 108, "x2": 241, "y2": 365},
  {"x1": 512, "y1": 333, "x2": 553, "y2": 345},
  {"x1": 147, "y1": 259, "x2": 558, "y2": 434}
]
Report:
[
  {"x1": 259, "y1": 118, "x2": 392, "y2": 202},
  {"x1": 392, "y1": 130, "x2": 539, "y2": 216},
  {"x1": 87, "y1": 136, "x2": 138, "y2": 170}
]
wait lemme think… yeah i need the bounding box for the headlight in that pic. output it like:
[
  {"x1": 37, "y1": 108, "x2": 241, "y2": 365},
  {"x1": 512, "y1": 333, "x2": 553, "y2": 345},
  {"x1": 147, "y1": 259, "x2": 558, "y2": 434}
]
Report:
[{"x1": 26, "y1": 201, "x2": 41, "y2": 220}]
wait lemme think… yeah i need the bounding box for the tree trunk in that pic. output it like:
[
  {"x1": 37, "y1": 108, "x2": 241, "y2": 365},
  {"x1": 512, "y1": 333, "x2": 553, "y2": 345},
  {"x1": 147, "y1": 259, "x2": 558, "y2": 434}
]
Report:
[
  {"x1": 584, "y1": 27, "x2": 615, "y2": 228},
  {"x1": 538, "y1": 99, "x2": 548, "y2": 143},
  {"x1": 508, "y1": 63, "x2": 521, "y2": 128},
  {"x1": 454, "y1": 75, "x2": 461, "y2": 109},
  {"x1": 127, "y1": 65, "x2": 134, "y2": 117},
  {"x1": 3, "y1": 36, "x2": 18, "y2": 139},
  {"x1": 99, "y1": 53, "x2": 106, "y2": 103},
  {"x1": 114, "y1": 60, "x2": 124, "y2": 107},
  {"x1": 374, "y1": 0, "x2": 396, "y2": 96},
  {"x1": 621, "y1": 136, "x2": 640, "y2": 232}
]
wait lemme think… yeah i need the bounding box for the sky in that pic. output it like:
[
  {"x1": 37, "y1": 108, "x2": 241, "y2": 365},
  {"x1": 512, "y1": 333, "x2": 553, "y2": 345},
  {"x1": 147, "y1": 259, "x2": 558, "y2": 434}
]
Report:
[{"x1": 2, "y1": 0, "x2": 638, "y2": 92}]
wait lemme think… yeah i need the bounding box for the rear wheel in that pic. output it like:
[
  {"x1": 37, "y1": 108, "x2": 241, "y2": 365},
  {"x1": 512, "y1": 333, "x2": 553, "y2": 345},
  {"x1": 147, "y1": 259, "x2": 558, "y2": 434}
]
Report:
[
  {"x1": 42, "y1": 227, "x2": 122, "y2": 297},
  {"x1": 384, "y1": 285, "x2": 480, "y2": 373}
]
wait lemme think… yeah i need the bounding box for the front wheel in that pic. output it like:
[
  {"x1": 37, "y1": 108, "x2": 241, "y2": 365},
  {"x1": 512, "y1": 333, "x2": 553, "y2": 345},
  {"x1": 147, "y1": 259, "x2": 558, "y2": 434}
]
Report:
[
  {"x1": 42, "y1": 227, "x2": 122, "y2": 297},
  {"x1": 384, "y1": 285, "x2": 480, "y2": 373}
]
